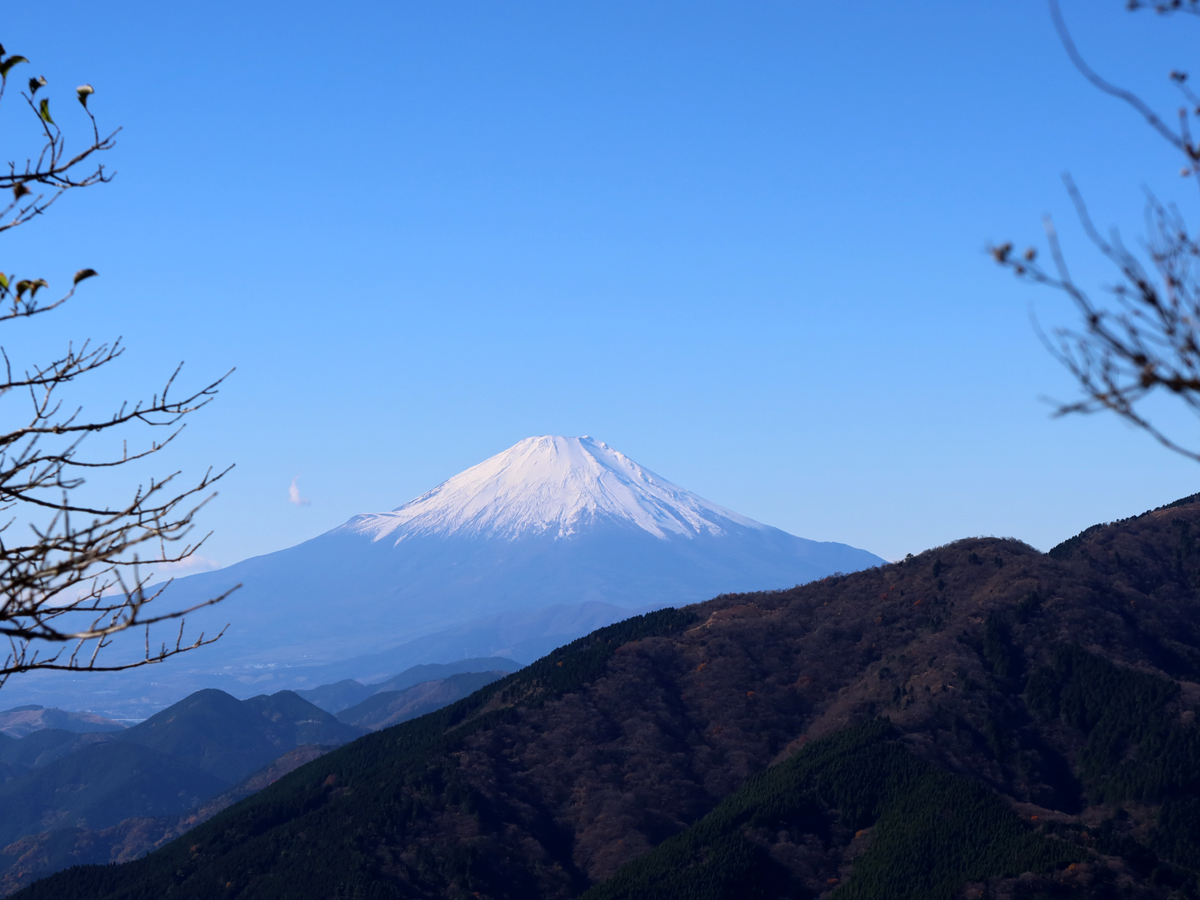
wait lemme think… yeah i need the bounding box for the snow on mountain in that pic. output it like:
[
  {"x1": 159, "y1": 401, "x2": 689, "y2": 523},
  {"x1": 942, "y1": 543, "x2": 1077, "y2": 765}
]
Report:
[
  {"x1": 3, "y1": 437, "x2": 886, "y2": 718},
  {"x1": 344, "y1": 435, "x2": 764, "y2": 542}
]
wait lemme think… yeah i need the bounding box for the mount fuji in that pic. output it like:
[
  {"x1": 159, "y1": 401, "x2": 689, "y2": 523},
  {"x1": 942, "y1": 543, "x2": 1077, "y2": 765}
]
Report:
[
  {"x1": 346, "y1": 434, "x2": 789, "y2": 542},
  {"x1": 7, "y1": 437, "x2": 884, "y2": 716}
]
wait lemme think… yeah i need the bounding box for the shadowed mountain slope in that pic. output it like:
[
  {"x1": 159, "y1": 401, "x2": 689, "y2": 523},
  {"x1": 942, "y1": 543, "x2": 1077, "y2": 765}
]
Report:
[
  {"x1": 0, "y1": 690, "x2": 367, "y2": 895},
  {"x1": 0, "y1": 730, "x2": 117, "y2": 772},
  {"x1": 335, "y1": 671, "x2": 509, "y2": 730},
  {"x1": 21, "y1": 496, "x2": 1200, "y2": 898},
  {"x1": 0, "y1": 708, "x2": 124, "y2": 739},
  {"x1": 116, "y1": 689, "x2": 365, "y2": 784},
  {"x1": 370, "y1": 659, "x2": 522, "y2": 695},
  {"x1": 297, "y1": 658, "x2": 522, "y2": 714},
  {"x1": 293, "y1": 679, "x2": 373, "y2": 715},
  {"x1": 0, "y1": 744, "x2": 334, "y2": 897},
  {"x1": 0, "y1": 742, "x2": 226, "y2": 849}
]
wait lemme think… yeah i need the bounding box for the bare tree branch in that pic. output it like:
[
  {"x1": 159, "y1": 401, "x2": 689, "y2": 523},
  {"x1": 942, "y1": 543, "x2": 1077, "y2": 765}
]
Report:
[
  {"x1": 1050, "y1": 0, "x2": 1189, "y2": 154},
  {"x1": 993, "y1": 3, "x2": 1200, "y2": 463},
  {"x1": 0, "y1": 45, "x2": 235, "y2": 685}
]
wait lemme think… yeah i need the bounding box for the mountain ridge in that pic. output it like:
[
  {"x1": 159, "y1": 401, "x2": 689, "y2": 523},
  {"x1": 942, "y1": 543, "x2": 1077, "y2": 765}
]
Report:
[
  {"x1": 0, "y1": 707, "x2": 125, "y2": 739},
  {"x1": 0, "y1": 437, "x2": 882, "y2": 718},
  {"x1": 20, "y1": 494, "x2": 1200, "y2": 898}
]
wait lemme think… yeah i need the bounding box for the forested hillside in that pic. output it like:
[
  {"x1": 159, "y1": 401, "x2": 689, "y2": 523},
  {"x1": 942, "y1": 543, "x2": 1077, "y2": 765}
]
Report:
[
  {"x1": 0, "y1": 691, "x2": 365, "y2": 894},
  {"x1": 19, "y1": 496, "x2": 1200, "y2": 899}
]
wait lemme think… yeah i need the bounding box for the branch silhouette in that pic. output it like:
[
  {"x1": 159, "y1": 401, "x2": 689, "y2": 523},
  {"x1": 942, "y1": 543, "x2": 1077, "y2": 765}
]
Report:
[
  {"x1": 0, "y1": 44, "x2": 236, "y2": 688},
  {"x1": 993, "y1": 1, "x2": 1200, "y2": 462}
]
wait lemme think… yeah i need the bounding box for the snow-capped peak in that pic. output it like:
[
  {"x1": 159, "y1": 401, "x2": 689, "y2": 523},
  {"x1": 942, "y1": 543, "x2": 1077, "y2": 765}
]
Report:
[{"x1": 343, "y1": 435, "x2": 767, "y2": 543}]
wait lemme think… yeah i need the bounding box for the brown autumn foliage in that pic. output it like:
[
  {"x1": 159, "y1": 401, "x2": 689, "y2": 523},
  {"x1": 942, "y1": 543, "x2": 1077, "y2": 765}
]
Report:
[{"x1": 18, "y1": 493, "x2": 1200, "y2": 899}]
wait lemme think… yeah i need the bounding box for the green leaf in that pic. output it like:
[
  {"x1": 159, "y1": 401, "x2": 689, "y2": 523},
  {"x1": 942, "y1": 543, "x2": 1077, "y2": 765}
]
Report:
[
  {"x1": 0, "y1": 273, "x2": 9, "y2": 291},
  {"x1": 0, "y1": 55, "x2": 28, "y2": 79},
  {"x1": 28, "y1": 75, "x2": 45, "y2": 96},
  {"x1": 28, "y1": 278, "x2": 48, "y2": 298},
  {"x1": 72, "y1": 268, "x2": 98, "y2": 285},
  {"x1": 38, "y1": 97, "x2": 53, "y2": 124}
]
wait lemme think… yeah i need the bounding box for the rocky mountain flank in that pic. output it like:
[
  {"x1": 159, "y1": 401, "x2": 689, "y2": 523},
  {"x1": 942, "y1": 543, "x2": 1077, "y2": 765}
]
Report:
[{"x1": 20, "y1": 495, "x2": 1200, "y2": 899}]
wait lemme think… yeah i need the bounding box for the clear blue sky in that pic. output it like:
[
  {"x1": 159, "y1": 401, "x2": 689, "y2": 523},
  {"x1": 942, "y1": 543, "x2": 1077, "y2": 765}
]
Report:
[{"x1": 4, "y1": 0, "x2": 1198, "y2": 566}]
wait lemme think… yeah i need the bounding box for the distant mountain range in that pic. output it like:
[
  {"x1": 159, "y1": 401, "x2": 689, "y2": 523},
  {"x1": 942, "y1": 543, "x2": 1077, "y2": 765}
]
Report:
[
  {"x1": 23, "y1": 494, "x2": 1200, "y2": 899},
  {"x1": 0, "y1": 690, "x2": 363, "y2": 849},
  {"x1": 296, "y1": 657, "x2": 522, "y2": 713},
  {"x1": 0, "y1": 706, "x2": 125, "y2": 739},
  {"x1": 0, "y1": 686, "x2": 363, "y2": 895},
  {"x1": 0, "y1": 656, "x2": 513, "y2": 895},
  {"x1": 2, "y1": 436, "x2": 883, "y2": 718},
  {"x1": 334, "y1": 671, "x2": 508, "y2": 730}
]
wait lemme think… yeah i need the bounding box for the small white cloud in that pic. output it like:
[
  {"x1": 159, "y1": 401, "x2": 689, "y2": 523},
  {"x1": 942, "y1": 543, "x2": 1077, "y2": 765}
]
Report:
[{"x1": 288, "y1": 476, "x2": 311, "y2": 506}]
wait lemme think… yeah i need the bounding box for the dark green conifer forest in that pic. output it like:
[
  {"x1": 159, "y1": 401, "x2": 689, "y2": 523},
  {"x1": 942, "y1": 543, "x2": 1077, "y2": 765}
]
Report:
[{"x1": 16, "y1": 496, "x2": 1200, "y2": 899}]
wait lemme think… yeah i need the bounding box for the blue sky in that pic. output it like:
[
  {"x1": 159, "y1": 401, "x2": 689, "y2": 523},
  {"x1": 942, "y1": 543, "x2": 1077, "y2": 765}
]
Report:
[{"x1": 4, "y1": 0, "x2": 1199, "y2": 566}]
